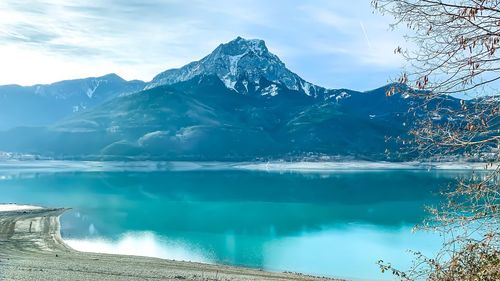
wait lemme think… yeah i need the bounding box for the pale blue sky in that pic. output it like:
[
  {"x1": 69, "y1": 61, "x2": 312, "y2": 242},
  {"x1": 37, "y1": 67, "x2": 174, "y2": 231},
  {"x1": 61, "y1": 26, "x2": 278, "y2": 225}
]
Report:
[{"x1": 0, "y1": 0, "x2": 406, "y2": 90}]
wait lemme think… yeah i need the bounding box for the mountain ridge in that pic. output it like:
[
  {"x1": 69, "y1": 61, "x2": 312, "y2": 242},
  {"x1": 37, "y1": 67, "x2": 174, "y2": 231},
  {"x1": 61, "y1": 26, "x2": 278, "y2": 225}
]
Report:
[
  {"x1": 0, "y1": 37, "x2": 472, "y2": 161},
  {"x1": 0, "y1": 73, "x2": 418, "y2": 161}
]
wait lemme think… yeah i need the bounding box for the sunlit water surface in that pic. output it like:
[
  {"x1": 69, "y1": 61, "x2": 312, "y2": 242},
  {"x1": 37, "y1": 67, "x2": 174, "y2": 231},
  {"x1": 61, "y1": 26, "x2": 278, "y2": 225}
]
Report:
[{"x1": 0, "y1": 163, "x2": 471, "y2": 280}]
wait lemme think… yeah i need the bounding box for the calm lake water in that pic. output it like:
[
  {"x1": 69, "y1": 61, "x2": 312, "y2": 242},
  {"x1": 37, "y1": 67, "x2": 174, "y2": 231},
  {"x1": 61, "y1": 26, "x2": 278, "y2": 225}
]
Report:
[{"x1": 0, "y1": 164, "x2": 470, "y2": 280}]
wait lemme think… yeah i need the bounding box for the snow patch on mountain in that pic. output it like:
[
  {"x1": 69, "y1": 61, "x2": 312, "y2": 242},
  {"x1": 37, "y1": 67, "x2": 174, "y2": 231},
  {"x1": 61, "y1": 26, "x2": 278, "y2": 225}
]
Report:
[
  {"x1": 337, "y1": 91, "x2": 351, "y2": 101},
  {"x1": 262, "y1": 84, "x2": 279, "y2": 96},
  {"x1": 301, "y1": 81, "x2": 313, "y2": 96},
  {"x1": 242, "y1": 80, "x2": 249, "y2": 92},
  {"x1": 34, "y1": 85, "x2": 44, "y2": 95},
  {"x1": 228, "y1": 53, "x2": 245, "y2": 76},
  {"x1": 247, "y1": 39, "x2": 266, "y2": 55},
  {"x1": 223, "y1": 76, "x2": 237, "y2": 91},
  {"x1": 86, "y1": 80, "x2": 101, "y2": 98}
]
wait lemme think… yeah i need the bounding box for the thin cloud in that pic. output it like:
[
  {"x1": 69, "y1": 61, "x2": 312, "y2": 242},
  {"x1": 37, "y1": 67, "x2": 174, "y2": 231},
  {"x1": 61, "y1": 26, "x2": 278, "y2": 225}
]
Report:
[{"x1": 0, "y1": 0, "x2": 405, "y2": 90}]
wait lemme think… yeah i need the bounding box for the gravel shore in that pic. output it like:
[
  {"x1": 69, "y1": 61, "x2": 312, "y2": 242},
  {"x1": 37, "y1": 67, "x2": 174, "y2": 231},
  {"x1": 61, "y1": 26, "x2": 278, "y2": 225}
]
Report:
[{"x1": 0, "y1": 206, "x2": 339, "y2": 281}]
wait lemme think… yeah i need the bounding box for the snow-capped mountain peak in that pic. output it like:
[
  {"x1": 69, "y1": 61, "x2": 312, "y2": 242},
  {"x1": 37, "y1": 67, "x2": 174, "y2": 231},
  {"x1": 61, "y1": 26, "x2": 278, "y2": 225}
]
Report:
[
  {"x1": 146, "y1": 37, "x2": 325, "y2": 97},
  {"x1": 217, "y1": 36, "x2": 269, "y2": 57}
]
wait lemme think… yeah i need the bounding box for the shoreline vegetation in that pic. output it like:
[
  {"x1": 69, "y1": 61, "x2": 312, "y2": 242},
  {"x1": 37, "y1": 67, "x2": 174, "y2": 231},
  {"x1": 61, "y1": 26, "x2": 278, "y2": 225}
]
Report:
[{"x1": 0, "y1": 205, "x2": 340, "y2": 281}]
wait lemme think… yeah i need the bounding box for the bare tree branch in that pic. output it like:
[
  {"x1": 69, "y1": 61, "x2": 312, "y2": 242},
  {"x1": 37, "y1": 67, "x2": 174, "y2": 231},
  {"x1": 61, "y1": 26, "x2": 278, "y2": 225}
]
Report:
[{"x1": 373, "y1": 0, "x2": 500, "y2": 280}]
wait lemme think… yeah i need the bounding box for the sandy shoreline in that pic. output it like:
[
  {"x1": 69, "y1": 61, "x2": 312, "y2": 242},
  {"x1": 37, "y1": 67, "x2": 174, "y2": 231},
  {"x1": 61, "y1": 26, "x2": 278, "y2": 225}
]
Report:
[{"x1": 0, "y1": 205, "x2": 340, "y2": 281}]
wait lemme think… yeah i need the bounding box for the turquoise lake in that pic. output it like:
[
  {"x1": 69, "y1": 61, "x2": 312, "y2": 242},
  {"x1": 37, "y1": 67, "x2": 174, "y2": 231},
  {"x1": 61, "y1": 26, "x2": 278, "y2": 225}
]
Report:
[{"x1": 0, "y1": 163, "x2": 470, "y2": 280}]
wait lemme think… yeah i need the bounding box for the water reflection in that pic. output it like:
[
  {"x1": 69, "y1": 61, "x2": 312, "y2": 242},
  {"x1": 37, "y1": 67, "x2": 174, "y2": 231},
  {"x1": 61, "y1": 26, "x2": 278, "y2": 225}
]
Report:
[
  {"x1": 64, "y1": 225, "x2": 441, "y2": 280},
  {"x1": 0, "y1": 168, "x2": 468, "y2": 280},
  {"x1": 65, "y1": 231, "x2": 212, "y2": 263}
]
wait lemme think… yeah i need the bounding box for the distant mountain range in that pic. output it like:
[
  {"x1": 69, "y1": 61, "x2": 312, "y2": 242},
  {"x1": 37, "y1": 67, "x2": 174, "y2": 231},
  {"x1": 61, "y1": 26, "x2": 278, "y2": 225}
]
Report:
[
  {"x1": 0, "y1": 37, "x2": 466, "y2": 161},
  {"x1": 0, "y1": 74, "x2": 145, "y2": 130}
]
